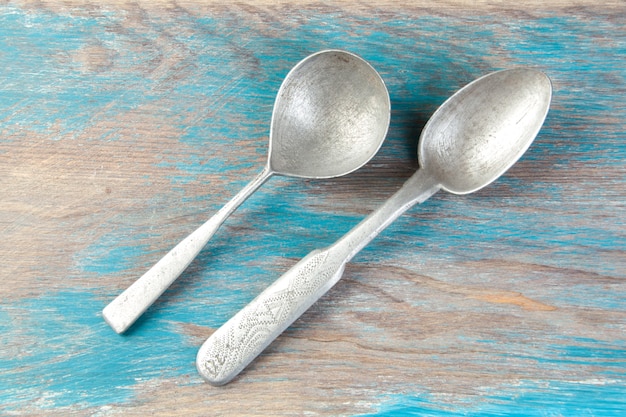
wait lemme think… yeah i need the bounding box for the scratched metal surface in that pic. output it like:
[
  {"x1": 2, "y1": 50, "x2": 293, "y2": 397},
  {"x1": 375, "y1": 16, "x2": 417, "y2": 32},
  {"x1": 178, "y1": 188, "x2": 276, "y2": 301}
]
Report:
[{"x1": 1, "y1": 1, "x2": 625, "y2": 416}]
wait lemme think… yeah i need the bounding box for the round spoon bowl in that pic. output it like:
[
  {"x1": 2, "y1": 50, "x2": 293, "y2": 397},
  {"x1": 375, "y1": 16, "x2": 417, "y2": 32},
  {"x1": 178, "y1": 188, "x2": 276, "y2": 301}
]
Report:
[
  {"x1": 419, "y1": 68, "x2": 552, "y2": 195},
  {"x1": 269, "y1": 50, "x2": 390, "y2": 178}
]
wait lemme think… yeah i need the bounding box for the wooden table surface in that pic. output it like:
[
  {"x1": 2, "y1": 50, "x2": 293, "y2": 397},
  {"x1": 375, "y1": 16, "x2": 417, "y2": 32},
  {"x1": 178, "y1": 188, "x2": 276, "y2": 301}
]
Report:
[{"x1": 1, "y1": 1, "x2": 624, "y2": 415}]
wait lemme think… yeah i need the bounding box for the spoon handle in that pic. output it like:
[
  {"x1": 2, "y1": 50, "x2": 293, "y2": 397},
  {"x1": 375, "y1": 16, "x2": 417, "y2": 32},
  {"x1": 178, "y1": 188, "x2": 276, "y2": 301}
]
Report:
[
  {"x1": 196, "y1": 169, "x2": 439, "y2": 385},
  {"x1": 102, "y1": 166, "x2": 273, "y2": 334}
]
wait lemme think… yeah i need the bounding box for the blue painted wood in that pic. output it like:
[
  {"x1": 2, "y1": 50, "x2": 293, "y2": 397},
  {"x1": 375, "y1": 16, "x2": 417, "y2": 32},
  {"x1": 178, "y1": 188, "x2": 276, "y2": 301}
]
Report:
[{"x1": 1, "y1": 2, "x2": 624, "y2": 415}]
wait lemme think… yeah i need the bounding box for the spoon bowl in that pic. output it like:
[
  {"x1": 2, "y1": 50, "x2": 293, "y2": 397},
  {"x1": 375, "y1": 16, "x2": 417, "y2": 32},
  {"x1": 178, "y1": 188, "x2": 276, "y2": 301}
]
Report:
[
  {"x1": 420, "y1": 68, "x2": 552, "y2": 194},
  {"x1": 269, "y1": 50, "x2": 390, "y2": 178},
  {"x1": 102, "y1": 50, "x2": 390, "y2": 334}
]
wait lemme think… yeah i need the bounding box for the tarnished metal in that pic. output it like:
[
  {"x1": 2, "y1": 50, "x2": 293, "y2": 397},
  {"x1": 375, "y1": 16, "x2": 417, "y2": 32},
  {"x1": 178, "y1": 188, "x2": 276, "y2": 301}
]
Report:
[
  {"x1": 196, "y1": 68, "x2": 552, "y2": 386},
  {"x1": 102, "y1": 50, "x2": 391, "y2": 334}
]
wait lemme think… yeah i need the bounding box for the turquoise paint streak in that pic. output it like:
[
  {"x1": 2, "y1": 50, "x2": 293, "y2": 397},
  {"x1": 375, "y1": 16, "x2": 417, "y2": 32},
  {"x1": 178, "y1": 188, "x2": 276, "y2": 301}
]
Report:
[
  {"x1": 358, "y1": 337, "x2": 625, "y2": 416},
  {"x1": 1, "y1": 4, "x2": 624, "y2": 414},
  {"x1": 0, "y1": 7, "x2": 157, "y2": 137},
  {"x1": 360, "y1": 379, "x2": 626, "y2": 416},
  {"x1": 0, "y1": 291, "x2": 197, "y2": 410}
]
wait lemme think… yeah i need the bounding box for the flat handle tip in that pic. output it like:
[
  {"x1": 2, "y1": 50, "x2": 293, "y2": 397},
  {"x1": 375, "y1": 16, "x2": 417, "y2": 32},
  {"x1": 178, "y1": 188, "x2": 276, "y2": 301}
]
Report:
[{"x1": 102, "y1": 302, "x2": 131, "y2": 334}]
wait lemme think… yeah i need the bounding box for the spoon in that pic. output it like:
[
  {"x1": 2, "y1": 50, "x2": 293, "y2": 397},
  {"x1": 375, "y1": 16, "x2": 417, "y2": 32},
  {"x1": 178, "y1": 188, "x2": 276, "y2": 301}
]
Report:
[
  {"x1": 196, "y1": 68, "x2": 552, "y2": 385},
  {"x1": 102, "y1": 50, "x2": 391, "y2": 334}
]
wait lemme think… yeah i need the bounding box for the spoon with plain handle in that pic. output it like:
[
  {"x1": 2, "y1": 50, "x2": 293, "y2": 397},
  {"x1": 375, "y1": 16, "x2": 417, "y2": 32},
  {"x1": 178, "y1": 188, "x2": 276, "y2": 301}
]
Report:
[
  {"x1": 102, "y1": 50, "x2": 390, "y2": 334},
  {"x1": 196, "y1": 68, "x2": 552, "y2": 385}
]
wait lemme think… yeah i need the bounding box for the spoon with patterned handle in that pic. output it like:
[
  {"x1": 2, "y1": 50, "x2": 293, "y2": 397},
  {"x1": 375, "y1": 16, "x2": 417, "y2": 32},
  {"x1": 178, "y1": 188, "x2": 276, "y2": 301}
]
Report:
[{"x1": 196, "y1": 68, "x2": 552, "y2": 385}]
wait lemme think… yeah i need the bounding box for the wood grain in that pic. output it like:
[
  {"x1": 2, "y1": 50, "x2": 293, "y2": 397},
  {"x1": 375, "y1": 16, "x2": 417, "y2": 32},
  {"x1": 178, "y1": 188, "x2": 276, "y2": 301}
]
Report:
[{"x1": 1, "y1": 1, "x2": 624, "y2": 416}]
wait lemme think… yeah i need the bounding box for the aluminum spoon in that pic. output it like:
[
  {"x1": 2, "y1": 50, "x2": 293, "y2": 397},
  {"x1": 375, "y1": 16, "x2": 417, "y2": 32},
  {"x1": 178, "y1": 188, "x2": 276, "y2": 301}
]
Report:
[
  {"x1": 196, "y1": 68, "x2": 552, "y2": 385},
  {"x1": 102, "y1": 50, "x2": 390, "y2": 334}
]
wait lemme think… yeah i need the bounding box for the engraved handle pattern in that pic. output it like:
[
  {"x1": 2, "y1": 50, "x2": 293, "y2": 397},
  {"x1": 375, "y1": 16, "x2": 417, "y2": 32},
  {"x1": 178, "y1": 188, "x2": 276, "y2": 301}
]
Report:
[
  {"x1": 196, "y1": 248, "x2": 345, "y2": 385},
  {"x1": 196, "y1": 170, "x2": 441, "y2": 385}
]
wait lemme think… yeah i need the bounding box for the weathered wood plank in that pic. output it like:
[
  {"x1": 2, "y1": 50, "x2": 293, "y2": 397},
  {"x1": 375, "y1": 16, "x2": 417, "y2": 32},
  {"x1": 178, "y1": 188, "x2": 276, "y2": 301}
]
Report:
[{"x1": 1, "y1": 1, "x2": 624, "y2": 416}]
